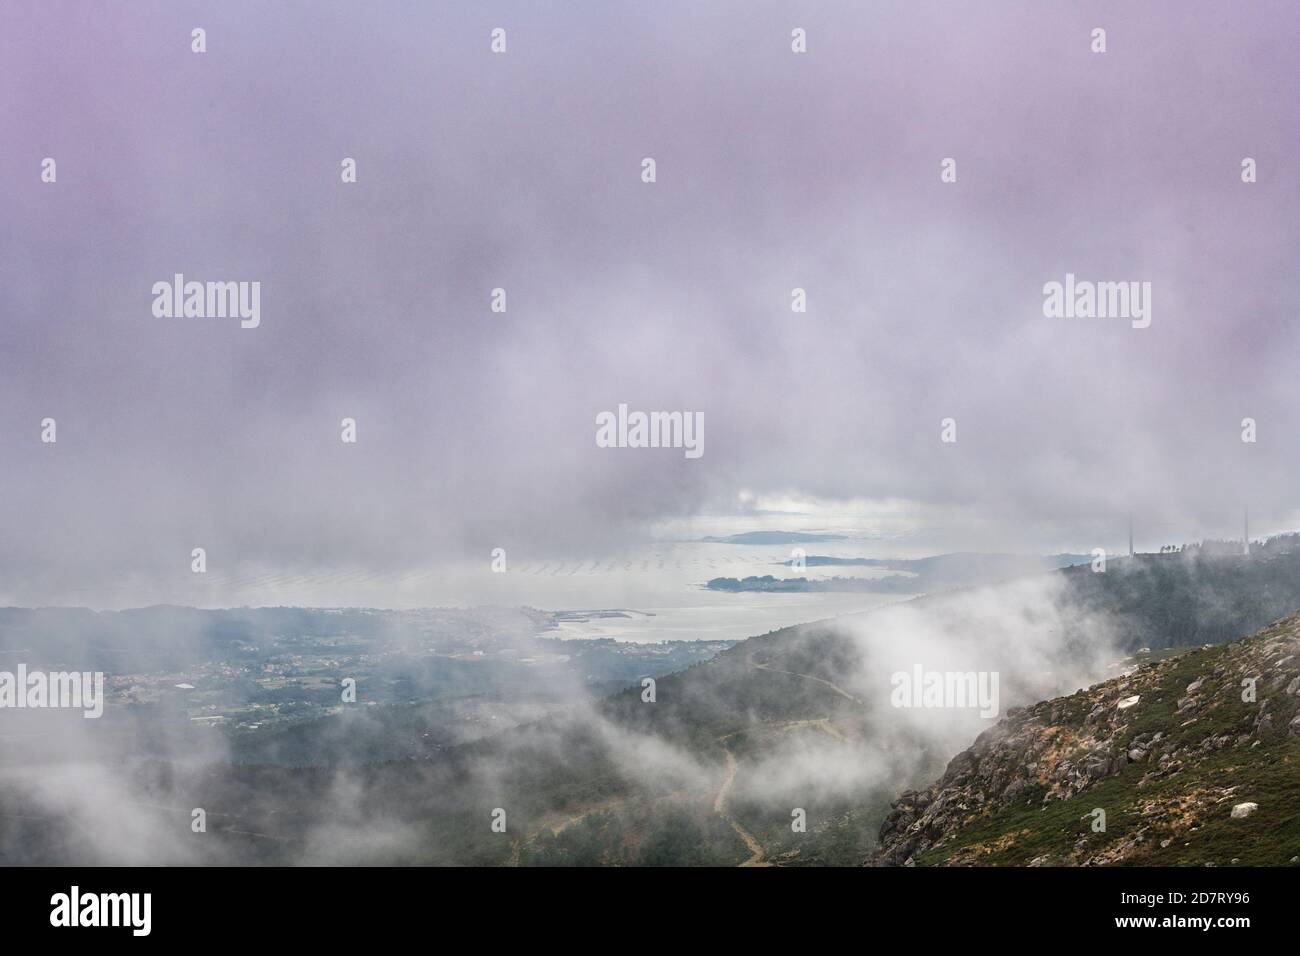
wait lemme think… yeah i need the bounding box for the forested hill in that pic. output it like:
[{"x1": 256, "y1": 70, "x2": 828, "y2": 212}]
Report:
[
  {"x1": 4, "y1": 541, "x2": 1300, "y2": 866},
  {"x1": 1055, "y1": 537, "x2": 1300, "y2": 650}
]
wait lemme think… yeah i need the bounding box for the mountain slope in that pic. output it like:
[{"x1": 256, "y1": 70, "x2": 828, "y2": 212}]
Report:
[
  {"x1": 872, "y1": 613, "x2": 1300, "y2": 867},
  {"x1": 6, "y1": 547, "x2": 1300, "y2": 865}
]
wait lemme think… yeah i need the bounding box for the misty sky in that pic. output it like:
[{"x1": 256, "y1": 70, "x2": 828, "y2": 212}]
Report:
[{"x1": 2, "y1": 1, "x2": 1297, "y2": 607}]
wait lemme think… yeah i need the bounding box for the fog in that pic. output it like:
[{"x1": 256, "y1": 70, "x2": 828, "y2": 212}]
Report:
[
  {"x1": 1, "y1": 565, "x2": 1135, "y2": 863},
  {"x1": 2, "y1": 1, "x2": 1298, "y2": 607}
]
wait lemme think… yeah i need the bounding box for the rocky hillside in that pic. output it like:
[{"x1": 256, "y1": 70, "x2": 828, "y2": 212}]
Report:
[{"x1": 872, "y1": 613, "x2": 1300, "y2": 866}]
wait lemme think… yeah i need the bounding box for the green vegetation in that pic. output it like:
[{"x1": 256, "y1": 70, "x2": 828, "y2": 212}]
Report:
[{"x1": 909, "y1": 624, "x2": 1300, "y2": 867}]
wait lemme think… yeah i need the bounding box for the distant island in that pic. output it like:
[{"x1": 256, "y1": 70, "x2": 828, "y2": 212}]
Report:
[
  {"x1": 706, "y1": 574, "x2": 918, "y2": 593},
  {"x1": 705, "y1": 552, "x2": 1094, "y2": 593},
  {"x1": 699, "y1": 531, "x2": 848, "y2": 545}
]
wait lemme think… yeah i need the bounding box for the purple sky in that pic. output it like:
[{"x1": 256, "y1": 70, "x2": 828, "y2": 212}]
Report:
[{"x1": 2, "y1": 1, "x2": 1297, "y2": 606}]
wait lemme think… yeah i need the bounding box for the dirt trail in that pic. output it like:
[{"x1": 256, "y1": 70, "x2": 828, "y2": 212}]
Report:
[
  {"x1": 221, "y1": 828, "x2": 292, "y2": 842},
  {"x1": 782, "y1": 717, "x2": 848, "y2": 742},
  {"x1": 705, "y1": 654, "x2": 862, "y2": 866},
  {"x1": 747, "y1": 655, "x2": 861, "y2": 704},
  {"x1": 713, "y1": 747, "x2": 737, "y2": 814},
  {"x1": 713, "y1": 735, "x2": 770, "y2": 866},
  {"x1": 528, "y1": 795, "x2": 628, "y2": 841},
  {"x1": 511, "y1": 652, "x2": 859, "y2": 868}
]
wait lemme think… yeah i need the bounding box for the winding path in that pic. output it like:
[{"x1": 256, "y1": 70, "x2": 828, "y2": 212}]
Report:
[
  {"x1": 707, "y1": 652, "x2": 864, "y2": 865},
  {"x1": 747, "y1": 655, "x2": 861, "y2": 704},
  {"x1": 713, "y1": 735, "x2": 770, "y2": 866}
]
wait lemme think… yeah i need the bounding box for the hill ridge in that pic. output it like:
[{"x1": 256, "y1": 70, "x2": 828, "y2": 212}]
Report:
[{"x1": 871, "y1": 613, "x2": 1300, "y2": 867}]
